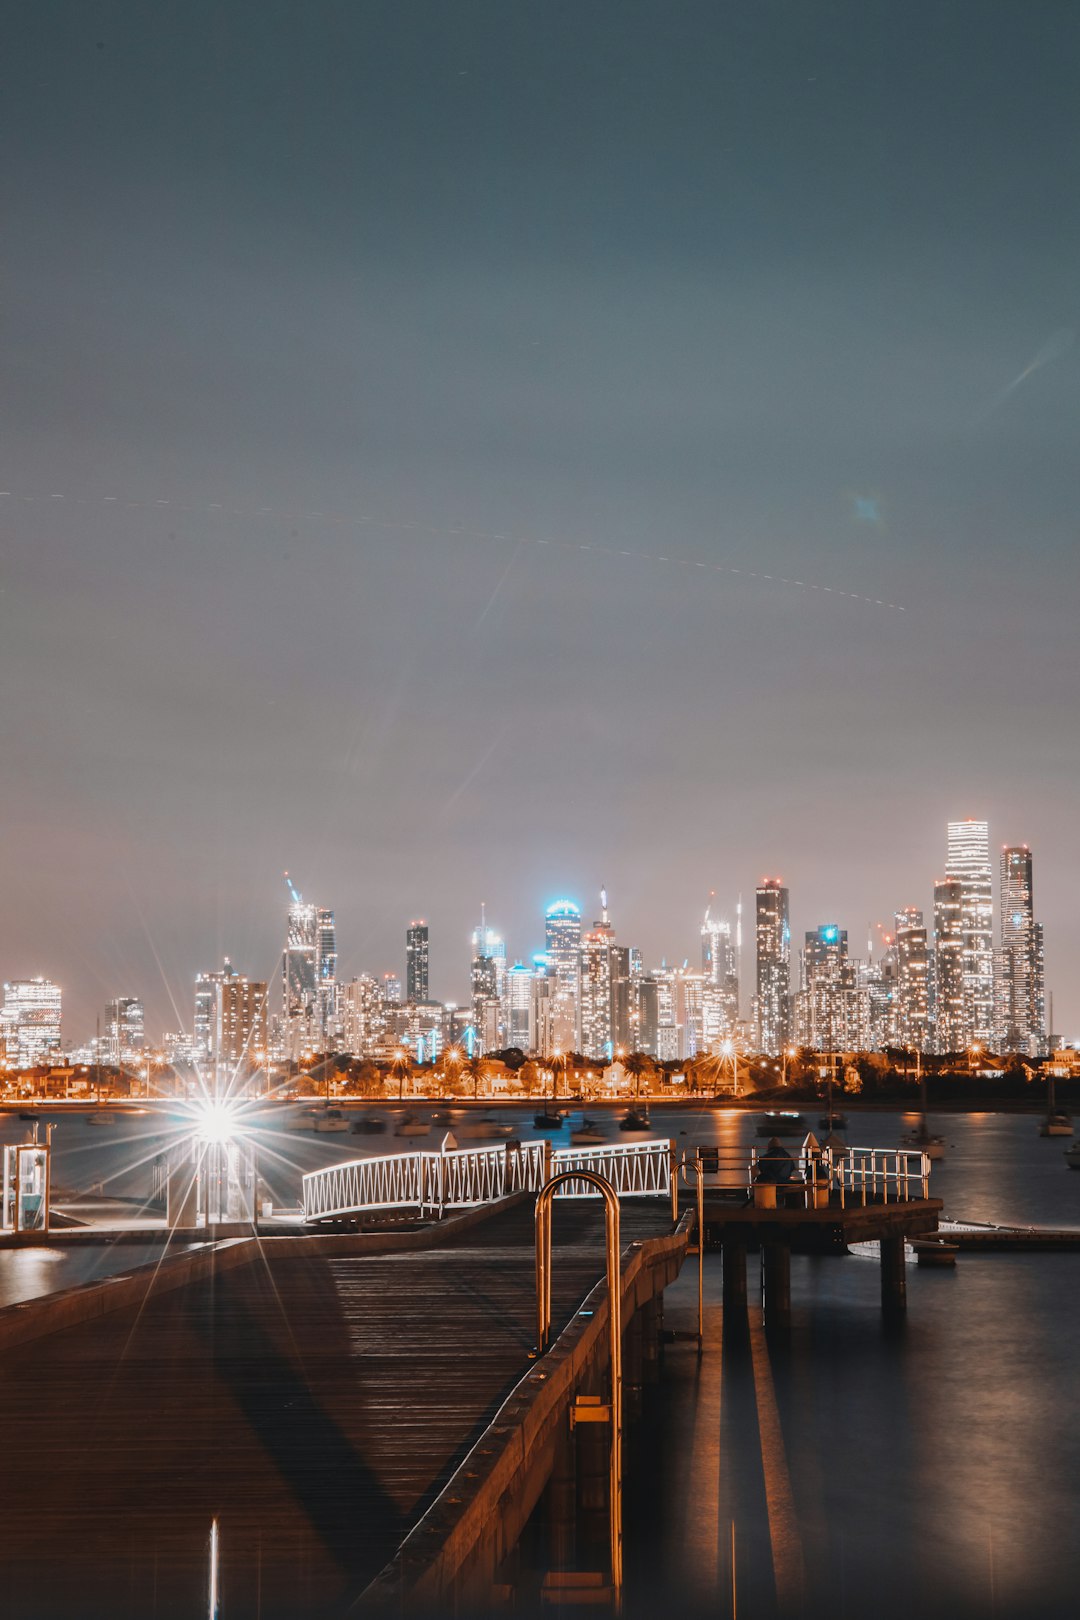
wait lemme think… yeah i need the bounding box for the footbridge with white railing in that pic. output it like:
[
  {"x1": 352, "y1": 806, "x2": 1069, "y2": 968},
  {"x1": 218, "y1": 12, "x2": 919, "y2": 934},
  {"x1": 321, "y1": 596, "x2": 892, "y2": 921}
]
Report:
[{"x1": 301, "y1": 1137, "x2": 675, "y2": 1224}]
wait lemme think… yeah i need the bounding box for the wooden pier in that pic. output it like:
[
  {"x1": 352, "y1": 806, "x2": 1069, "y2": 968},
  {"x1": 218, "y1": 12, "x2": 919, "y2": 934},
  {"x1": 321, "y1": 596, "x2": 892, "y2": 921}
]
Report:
[{"x1": 0, "y1": 1195, "x2": 682, "y2": 1620}]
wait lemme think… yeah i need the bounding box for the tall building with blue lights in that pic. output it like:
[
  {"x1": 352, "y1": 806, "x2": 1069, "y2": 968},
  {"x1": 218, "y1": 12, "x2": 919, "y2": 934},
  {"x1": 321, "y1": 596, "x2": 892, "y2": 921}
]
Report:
[{"x1": 544, "y1": 900, "x2": 581, "y2": 1052}]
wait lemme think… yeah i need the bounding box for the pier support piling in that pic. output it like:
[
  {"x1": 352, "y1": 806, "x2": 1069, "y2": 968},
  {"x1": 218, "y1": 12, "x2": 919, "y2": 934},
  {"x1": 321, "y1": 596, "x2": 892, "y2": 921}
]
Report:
[
  {"x1": 880, "y1": 1233, "x2": 907, "y2": 1316},
  {"x1": 762, "y1": 1242, "x2": 791, "y2": 1331}
]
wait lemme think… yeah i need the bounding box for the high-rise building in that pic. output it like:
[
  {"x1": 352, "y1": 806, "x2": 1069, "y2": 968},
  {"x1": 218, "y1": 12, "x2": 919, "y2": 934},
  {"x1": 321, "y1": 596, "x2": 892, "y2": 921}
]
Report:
[
  {"x1": 1, "y1": 977, "x2": 62, "y2": 1068},
  {"x1": 610, "y1": 946, "x2": 634, "y2": 1052},
  {"x1": 754, "y1": 880, "x2": 790, "y2": 1055},
  {"x1": 218, "y1": 975, "x2": 268, "y2": 1066},
  {"x1": 946, "y1": 820, "x2": 995, "y2": 1047},
  {"x1": 998, "y1": 846, "x2": 1045, "y2": 1055},
  {"x1": 339, "y1": 974, "x2": 385, "y2": 1057},
  {"x1": 933, "y1": 878, "x2": 965, "y2": 1053},
  {"x1": 283, "y1": 879, "x2": 318, "y2": 1053},
  {"x1": 636, "y1": 976, "x2": 660, "y2": 1056},
  {"x1": 700, "y1": 902, "x2": 739, "y2": 1047},
  {"x1": 545, "y1": 900, "x2": 582, "y2": 1051},
  {"x1": 104, "y1": 997, "x2": 145, "y2": 1063},
  {"x1": 894, "y1": 908, "x2": 931, "y2": 1051},
  {"x1": 195, "y1": 960, "x2": 267, "y2": 1069},
  {"x1": 316, "y1": 906, "x2": 337, "y2": 1045},
  {"x1": 470, "y1": 912, "x2": 506, "y2": 1050},
  {"x1": 578, "y1": 889, "x2": 615, "y2": 1061},
  {"x1": 505, "y1": 963, "x2": 533, "y2": 1051},
  {"x1": 406, "y1": 920, "x2": 429, "y2": 1005},
  {"x1": 796, "y1": 926, "x2": 860, "y2": 1051}
]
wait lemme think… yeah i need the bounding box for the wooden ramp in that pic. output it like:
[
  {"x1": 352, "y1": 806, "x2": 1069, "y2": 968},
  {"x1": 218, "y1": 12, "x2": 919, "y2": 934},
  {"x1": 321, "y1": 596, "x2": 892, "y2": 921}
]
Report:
[{"x1": 0, "y1": 1199, "x2": 673, "y2": 1620}]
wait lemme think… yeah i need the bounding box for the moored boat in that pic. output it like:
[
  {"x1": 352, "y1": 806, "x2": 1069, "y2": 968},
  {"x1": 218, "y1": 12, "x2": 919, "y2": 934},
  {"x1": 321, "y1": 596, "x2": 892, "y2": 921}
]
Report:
[
  {"x1": 394, "y1": 1113, "x2": 431, "y2": 1138},
  {"x1": 757, "y1": 1110, "x2": 807, "y2": 1137},
  {"x1": 313, "y1": 1108, "x2": 348, "y2": 1134},
  {"x1": 1040, "y1": 1078, "x2": 1073, "y2": 1136},
  {"x1": 619, "y1": 1108, "x2": 652, "y2": 1135}
]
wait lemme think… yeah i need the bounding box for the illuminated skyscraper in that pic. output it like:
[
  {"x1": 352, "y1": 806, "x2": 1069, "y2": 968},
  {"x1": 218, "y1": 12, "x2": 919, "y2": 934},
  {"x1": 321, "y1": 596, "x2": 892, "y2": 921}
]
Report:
[
  {"x1": 945, "y1": 820, "x2": 994, "y2": 1047},
  {"x1": 545, "y1": 900, "x2": 582, "y2": 1051},
  {"x1": 195, "y1": 960, "x2": 267, "y2": 1069},
  {"x1": 998, "y1": 846, "x2": 1045, "y2": 1055},
  {"x1": 578, "y1": 889, "x2": 615, "y2": 1060},
  {"x1": 406, "y1": 920, "x2": 429, "y2": 1005},
  {"x1": 933, "y1": 878, "x2": 965, "y2": 1053},
  {"x1": 796, "y1": 926, "x2": 859, "y2": 1051},
  {"x1": 506, "y1": 962, "x2": 533, "y2": 1051},
  {"x1": 339, "y1": 974, "x2": 385, "y2": 1057},
  {"x1": 1, "y1": 977, "x2": 62, "y2": 1068},
  {"x1": 316, "y1": 907, "x2": 337, "y2": 1044},
  {"x1": 754, "y1": 880, "x2": 790, "y2": 1055},
  {"x1": 104, "y1": 996, "x2": 144, "y2": 1063},
  {"x1": 894, "y1": 908, "x2": 930, "y2": 1051},
  {"x1": 701, "y1": 902, "x2": 739, "y2": 1045}
]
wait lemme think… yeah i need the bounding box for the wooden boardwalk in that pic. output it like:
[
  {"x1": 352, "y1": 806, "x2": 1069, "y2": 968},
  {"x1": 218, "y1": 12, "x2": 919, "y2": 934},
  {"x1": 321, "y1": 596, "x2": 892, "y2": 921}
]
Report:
[{"x1": 0, "y1": 1199, "x2": 673, "y2": 1620}]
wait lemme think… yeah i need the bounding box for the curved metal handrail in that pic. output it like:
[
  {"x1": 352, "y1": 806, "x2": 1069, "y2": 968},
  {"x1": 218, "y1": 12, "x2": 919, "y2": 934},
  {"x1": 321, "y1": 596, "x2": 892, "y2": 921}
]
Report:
[{"x1": 534, "y1": 1169, "x2": 623, "y2": 1610}]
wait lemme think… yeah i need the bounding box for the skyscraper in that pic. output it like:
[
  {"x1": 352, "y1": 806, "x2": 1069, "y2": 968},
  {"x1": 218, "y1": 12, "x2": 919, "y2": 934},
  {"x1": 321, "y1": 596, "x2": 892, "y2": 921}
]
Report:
[
  {"x1": 1, "y1": 977, "x2": 62, "y2": 1068},
  {"x1": 796, "y1": 926, "x2": 860, "y2": 1051},
  {"x1": 754, "y1": 880, "x2": 790, "y2": 1055},
  {"x1": 544, "y1": 900, "x2": 582, "y2": 1051},
  {"x1": 945, "y1": 820, "x2": 995, "y2": 1047},
  {"x1": 579, "y1": 889, "x2": 615, "y2": 1061},
  {"x1": 406, "y1": 920, "x2": 429, "y2": 1005},
  {"x1": 104, "y1": 997, "x2": 145, "y2": 1063},
  {"x1": 316, "y1": 906, "x2": 337, "y2": 1045},
  {"x1": 894, "y1": 908, "x2": 930, "y2": 1052},
  {"x1": 933, "y1": 878, "x2": 965, "y2": 1053},
  {"x1": 998, "y1": 846, "x2": 1045, "y2": 1055},
  {"x1": 195, "y1": 960, "x2": 267, "y2": 1069},
  {"x1": 701, "y1": 902, "x2": 739, "y2": 1046},
  {"x1": 505, "y1": 962, "x2": 533, "y2": 1051}
]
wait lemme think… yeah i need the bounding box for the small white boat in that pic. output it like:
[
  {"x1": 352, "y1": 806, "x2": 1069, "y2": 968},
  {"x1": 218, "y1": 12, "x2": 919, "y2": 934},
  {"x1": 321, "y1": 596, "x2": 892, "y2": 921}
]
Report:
[
  {"x1": 313, "y1": 1109, "x2": 349, "y2": 1134},
  {"x1": 395, "y1": 1113, "x2": 432, "y2": 1138},
  {"x1": 1065, "y1": 1142, "x2": 1080, "y2": 1170},
  {"x1": 1040, "y1": 1077, "x2": 1073, "y2": 1137},
  {"x1": 1040, "y1": 1114, "x2": 1074, "y2": 1138}
]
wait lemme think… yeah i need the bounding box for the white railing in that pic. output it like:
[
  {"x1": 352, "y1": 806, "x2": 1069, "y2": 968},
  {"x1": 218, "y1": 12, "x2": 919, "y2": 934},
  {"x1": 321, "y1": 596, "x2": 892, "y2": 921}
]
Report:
[
  {"x1": 301, "y1": 1138, "x2": 673, "y2": 1223},
  {"x1": 694, "y1": 1142, "x2": 931, "y2": 1206},
  {"x1": 826, "y1": 1146, "x2": 930, "y2": 1205}
]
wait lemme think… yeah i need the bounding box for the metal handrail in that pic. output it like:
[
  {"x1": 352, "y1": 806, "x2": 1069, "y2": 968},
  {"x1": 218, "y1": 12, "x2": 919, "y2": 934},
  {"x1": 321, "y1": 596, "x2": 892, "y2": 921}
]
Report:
[
  {"x1": 534, "y1": 1170, "x2": 623, "y2": 1612},
  {"x1": 301, "y1": 1136, "x2": 674, "y2": 1223}
]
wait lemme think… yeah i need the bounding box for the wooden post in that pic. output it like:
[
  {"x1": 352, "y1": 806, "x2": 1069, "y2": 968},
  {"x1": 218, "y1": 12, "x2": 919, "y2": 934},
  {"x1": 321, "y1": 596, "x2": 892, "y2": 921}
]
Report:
[
  {"x1": 880, "y1": 1233, "x2": 907, "y2": 1315},
  {"x1": 762, "y1": 1242, "x2": 791, "y2": 1330}
]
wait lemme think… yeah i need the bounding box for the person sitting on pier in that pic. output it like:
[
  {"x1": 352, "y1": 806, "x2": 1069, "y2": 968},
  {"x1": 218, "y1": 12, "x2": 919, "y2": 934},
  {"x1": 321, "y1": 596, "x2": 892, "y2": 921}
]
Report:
[{"x1": 754, "y1": 1137, "x2": 797, "y2": 1184}]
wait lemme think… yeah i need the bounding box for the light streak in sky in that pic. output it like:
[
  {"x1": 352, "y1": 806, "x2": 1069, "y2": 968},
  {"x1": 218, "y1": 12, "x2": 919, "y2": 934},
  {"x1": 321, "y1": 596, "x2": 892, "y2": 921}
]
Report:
[
  {"x1": 0, "y1": 488, "x2": 907, "y2": 612},
  {"x1": 973, "y1": 327, "x2": 1075, "y2": 424}
]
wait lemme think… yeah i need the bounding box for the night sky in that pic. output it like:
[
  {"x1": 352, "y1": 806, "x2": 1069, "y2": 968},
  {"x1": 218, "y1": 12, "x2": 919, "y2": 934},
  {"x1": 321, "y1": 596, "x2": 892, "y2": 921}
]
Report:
[{"x1": 2, "y1": 2, "x2": 1078, "y2": 1040}]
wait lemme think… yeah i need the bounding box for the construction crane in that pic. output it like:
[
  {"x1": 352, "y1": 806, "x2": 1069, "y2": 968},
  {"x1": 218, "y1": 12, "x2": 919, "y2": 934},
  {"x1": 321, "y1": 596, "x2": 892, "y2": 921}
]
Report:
[{"x1": 284, "y1": 871, "x2": 301, "y2": 905}]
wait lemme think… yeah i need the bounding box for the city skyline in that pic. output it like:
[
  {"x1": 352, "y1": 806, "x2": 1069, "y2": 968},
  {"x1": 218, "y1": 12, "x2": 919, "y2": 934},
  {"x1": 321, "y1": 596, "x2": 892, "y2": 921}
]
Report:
[{"x1": 5, "y1": 817, "x2": 1060, "y2": 1055}]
